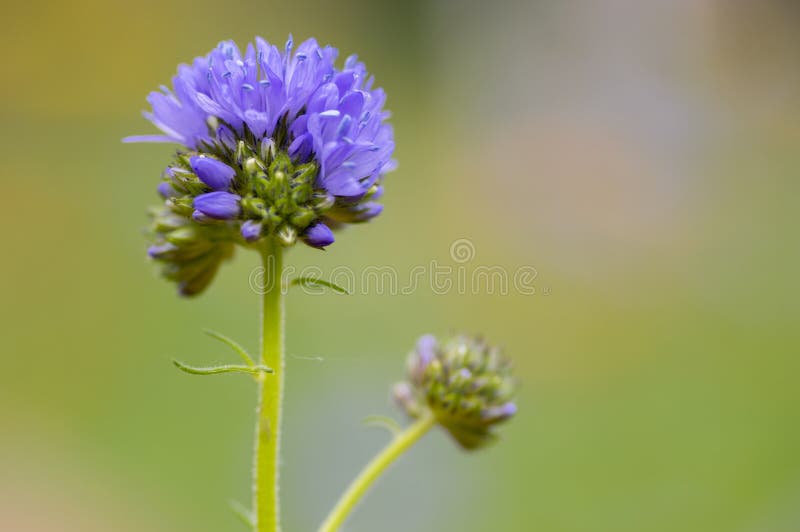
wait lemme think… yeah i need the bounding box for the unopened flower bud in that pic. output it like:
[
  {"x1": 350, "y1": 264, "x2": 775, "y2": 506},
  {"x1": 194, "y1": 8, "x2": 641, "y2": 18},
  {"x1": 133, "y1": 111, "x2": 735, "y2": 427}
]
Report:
[
  {"x1": 158, "y1": 182, "x2": 176, "y2": 198},
  {"x1": 302, "y1": 222, "x2": 334, "y2": 249},
  {"x1": 290, "y1": 208, "x2": 316, "y2": 229},
  {"x1": 392, "y1": 382, "x2": 420, "y2": 417},
  {"x1": 260, "y1": 137, "x2": 276, "y2": 161},
  {"x1": 241, "y1": 220, "x2": 263, "y2": 242},
  {"x1": 166, "y1": 226, "x2": 199, "y2": 245},
  {"x1": 245, "y1": 157, "x2": 260, "y2": 176},
  {"x1": 190, "y1": 156, "x2": 236, "y2": 191},
  {"x1": 314, "y1": 193, "x2": 335, "y2": 211},
  {"x1": 277, "y1": 225, "x2": 297, "y2": 246},
  {"x1": 235, "y1": 140, "x2": 246, "y2": 164},
  {"x1": 393, "y1": 334, "x2": 517, "y2": 451},
  {"x1": 193, "y1": 191, "x2": 241, "y2": 220},
  {"x1": 147, "y1": 207, "x2": 235, "y2": 297}
]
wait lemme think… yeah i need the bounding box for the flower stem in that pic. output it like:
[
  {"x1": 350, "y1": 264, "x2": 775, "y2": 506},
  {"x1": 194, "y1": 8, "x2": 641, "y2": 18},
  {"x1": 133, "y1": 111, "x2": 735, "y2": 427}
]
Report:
[
  {"x1": 318, "y1": 410, "x2": 436, "y2": 532},
  {"x1": 254, "y1": 238, "x2": 284, "y2": 532}
]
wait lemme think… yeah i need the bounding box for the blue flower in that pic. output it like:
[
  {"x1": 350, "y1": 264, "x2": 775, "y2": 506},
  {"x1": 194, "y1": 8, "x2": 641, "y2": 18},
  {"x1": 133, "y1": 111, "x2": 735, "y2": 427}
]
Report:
[
  {"x1": 129, "y1": 37, "x2": 396, "y2": 295},
  {"x1": 127, "y1": 36, "x2": 394, "y2": 227}
]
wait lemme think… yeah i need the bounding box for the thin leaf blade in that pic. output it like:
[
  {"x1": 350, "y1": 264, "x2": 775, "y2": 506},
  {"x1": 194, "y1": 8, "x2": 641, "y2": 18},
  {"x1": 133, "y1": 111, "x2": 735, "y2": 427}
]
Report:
[
  {"x1": 290, "y1": 276, "x2": 350, "y2": 295},
  {"x1": 172, "y1": 359, "x2": 273, "y2": 376},
  {"x1": 228, "y1": 500, "x2": 254, "y2": 528},
  {"x1": 362, "y1": 415, "x2": 403, "y2": 436},
  {"x1": 203, "y1": 329, "x2": 256, "y2": 367}
]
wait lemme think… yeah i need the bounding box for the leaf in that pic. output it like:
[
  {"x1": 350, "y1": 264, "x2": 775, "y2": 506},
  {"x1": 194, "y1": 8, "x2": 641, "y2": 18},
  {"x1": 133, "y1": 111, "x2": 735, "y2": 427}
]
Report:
[
  {"x1": 228, "y1": 500, "x2": 254, "y2": 528},
  {"x1": 203, "y1": 329, "x2": 256, "y2": 367},
  {"x1": 172, "y1": 359, "x2": 273, "y2": 376},
  {"x1": 290, "y1": 276, "x2": 350, "y2": 295},
  {"x1": 362, "y1": 415, "x2": 402, "y2": 436}
]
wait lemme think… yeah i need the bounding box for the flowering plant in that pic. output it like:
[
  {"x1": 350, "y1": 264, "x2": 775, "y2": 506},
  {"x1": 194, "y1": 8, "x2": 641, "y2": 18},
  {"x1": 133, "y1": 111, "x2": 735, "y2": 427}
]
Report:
[{"x1": 128, "y1": 36, "x2": 515, "y2": 532}]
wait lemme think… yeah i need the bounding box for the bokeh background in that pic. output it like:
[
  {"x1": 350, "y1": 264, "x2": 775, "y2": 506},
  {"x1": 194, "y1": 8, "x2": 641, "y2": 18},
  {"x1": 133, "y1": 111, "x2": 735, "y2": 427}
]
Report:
[{"x1": 2, "y1": 0, "x2": 799, "y2": 530}]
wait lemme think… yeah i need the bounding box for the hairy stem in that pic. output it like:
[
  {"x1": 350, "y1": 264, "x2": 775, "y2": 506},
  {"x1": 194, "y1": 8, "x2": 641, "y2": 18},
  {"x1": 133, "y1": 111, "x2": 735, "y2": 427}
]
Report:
[
  {"x1": 254, "y1": 238, "x2": 284, "y2": 532},
  {"x1": 318, "y1": 411, "x2": 436, "y2": 532}
]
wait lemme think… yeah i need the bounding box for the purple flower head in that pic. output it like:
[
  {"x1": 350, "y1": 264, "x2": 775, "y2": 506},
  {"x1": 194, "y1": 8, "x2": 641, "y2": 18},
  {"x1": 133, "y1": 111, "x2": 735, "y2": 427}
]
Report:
[
  {"x1": 127, "y1": 36, "x2": 394, "y2": 213},
  {"x1": 132, "y1": 37, "x2": 395, "y2": 295},
  {"x1": 393, "y1": 334, "x2": 517, "y2": 451}
]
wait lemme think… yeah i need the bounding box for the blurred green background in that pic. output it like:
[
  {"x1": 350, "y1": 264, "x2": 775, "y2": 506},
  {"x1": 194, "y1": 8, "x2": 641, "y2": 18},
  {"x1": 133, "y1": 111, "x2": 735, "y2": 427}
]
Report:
[{"x1": 2, "y1": 1, "x2": 799, "y2": 530}]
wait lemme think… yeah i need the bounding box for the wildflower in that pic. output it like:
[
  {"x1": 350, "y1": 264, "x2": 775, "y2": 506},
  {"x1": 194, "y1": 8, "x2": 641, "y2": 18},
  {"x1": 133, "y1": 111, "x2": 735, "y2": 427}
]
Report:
[
  {"x1": 393, "y1": 334, "x2": 517, "y2": 450},
  {"x1": 127, "y1": 37, "x2": 395, "y2": 294}
]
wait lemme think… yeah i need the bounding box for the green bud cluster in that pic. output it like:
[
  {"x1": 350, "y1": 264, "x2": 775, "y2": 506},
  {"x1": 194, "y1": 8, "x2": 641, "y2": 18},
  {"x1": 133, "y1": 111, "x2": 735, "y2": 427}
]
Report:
[
  {"x1": 147, "y1": 209, "x2": 235, "y2": 296},
  {"x1": 148, "y1": 133, "x2": 340, "y2": 295},
  {"x1": 163, "y1": 137, "x2": 333, "y2": 244},
  {"x1": 393, "y1": 334, "x2": 517, "y2": 450},
  {"x1": 237, "y1": 148, "x2": 330, "y2": 245}
]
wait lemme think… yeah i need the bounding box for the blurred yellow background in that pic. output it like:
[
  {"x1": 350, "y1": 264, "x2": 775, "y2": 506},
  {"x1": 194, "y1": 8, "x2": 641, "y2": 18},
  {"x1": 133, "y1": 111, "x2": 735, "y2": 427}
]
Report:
[{"x1": 2, "y1": 0, "x2": 799, "y2": 531}]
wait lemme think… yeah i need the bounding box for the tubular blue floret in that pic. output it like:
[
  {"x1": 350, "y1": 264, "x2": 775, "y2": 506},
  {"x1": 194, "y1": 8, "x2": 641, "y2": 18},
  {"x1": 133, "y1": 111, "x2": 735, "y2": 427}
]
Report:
[
  {"x1": 194, "y1": 191, "x2": 242, "y2": 220},
  {"x1": 157, "y1": 182, "x2": 176, "y2": 198},
  {"x1": 190, "y1": 156, "x2": 237, "y2": 190},
  {"x1": 240, "y1": 220, "x2": 263, "y2": 242},
  {"x1": 302, "y1": 222, "x2": 335, "y2": 248}
]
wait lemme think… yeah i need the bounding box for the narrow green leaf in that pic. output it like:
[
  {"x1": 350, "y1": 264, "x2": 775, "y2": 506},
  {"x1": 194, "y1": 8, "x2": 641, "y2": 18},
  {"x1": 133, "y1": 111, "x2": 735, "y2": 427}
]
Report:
[
  {"x1": 228, "y1": 500, "x2": 254, "y2": 528},
  {"x1": 172, "y1": 359, "x2": 273, "y2": 376},
  {"x1": 362, "y1": 415, "x2": 403, "y2": 435},
  {"x1": 290, "y1": 276, "x2": 350, "y2": 295},
  {"x1": 203, "y1": 329, "x2": 256, "y2": 367}
]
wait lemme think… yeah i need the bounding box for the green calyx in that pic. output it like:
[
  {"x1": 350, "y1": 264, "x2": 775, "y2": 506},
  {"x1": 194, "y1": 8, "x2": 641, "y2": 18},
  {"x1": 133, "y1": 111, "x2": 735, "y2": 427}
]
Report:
[
  {"x1": 162, "y1": 139, "x2": 331, "y2": 246},
  {"x1": 147, "y1": 137, "x2": 336, "y2": 296},
  {"x1": 147, "y1": 209, "x2": 235, "y2": 297}
]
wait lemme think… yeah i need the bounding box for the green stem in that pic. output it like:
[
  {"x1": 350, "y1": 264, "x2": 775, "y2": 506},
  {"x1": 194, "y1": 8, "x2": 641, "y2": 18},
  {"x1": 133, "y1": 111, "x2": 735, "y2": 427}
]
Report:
[
  {"x1": 254, "y1": 238, "x2": 284, "y2": 532},
  {"x1": 318, "y1": 410, "x2": 436, "y2": 532}
]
